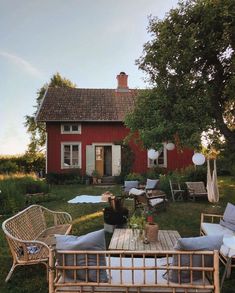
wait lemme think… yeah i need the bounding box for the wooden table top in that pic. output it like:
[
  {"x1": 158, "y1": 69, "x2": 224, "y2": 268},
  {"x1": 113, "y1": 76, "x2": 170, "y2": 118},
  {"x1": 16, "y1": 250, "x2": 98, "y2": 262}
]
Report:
[{"x1": 108, "y1": 228, "x2": 180, "y2": 251}]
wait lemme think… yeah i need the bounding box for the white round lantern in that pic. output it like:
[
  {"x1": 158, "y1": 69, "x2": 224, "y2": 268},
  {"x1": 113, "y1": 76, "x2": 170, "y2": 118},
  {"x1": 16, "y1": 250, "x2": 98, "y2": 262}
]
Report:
[
  {"x1": 166, "y1": 142, "x2": 175, "y2": 151},
  {"x1": 192, "y1": 153, "x2": 205, "y2": 165},
  {"x1": 148, "y1": 149, "x2": 159, "y2": 160}
]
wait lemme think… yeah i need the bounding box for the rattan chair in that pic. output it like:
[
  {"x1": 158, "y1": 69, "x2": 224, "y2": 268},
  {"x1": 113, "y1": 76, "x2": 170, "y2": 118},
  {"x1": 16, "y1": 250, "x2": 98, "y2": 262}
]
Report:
[{"x1": 2, "y1": 204, "x2": 72, "y2": 282}]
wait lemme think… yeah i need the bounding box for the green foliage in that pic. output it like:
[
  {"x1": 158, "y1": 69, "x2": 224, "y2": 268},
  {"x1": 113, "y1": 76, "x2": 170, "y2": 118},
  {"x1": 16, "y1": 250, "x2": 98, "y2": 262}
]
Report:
[
  {"x1": 0, "y1": 161, "x2": 18, "y2": 174},
  {"x1": 119, "y1": 142, "x2": 135, "y2": 181},
  {"x1": 0, "y1": 153, "x2": 45, "y2": 174},
  {"x1": 217, "y1": 148, "x2": 235, "y2": 176},
  {"x1": 46, "y1": 169, "x2": 82, "y2": 185},
  {"x1": 126, "y1": 0, "x2": 235, "y2": 152},
  {"x1": 129, "y1": 212, "x2": 146, "y2": 230},
  {"x1": 125, "y1": 172, "x2": 145, "y2": 183},
  {"x1": 0, "y1": 176, "x2": 50, "y2": 214},
  {"x1": 91, "y1": 169, "x2": 101, "y2": 178},
  {"x1": 146, "y1": 167, "x2": 167, "y2": 179},
  {"x1": 25, "y1": 73, "x2": 76, "y2": 153}
]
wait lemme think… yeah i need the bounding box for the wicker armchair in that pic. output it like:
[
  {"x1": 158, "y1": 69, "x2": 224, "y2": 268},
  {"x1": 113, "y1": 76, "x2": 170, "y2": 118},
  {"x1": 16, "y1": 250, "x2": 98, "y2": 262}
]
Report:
[{"x1": 2, "y1": 204, "x2": 72, "y2": 282}]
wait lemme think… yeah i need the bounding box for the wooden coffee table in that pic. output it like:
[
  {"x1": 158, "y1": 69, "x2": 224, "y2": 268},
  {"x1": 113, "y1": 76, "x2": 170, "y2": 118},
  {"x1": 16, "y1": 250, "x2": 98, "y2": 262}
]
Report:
[{"x1": 108, "y1": 228, "x2": 180, "y2": 251}]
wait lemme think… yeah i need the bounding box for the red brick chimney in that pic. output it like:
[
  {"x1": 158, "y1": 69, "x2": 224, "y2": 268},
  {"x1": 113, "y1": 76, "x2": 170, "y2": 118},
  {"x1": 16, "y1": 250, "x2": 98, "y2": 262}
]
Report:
[{"x1": 116, "y1": 72, "x2": 129, "y2": 92}]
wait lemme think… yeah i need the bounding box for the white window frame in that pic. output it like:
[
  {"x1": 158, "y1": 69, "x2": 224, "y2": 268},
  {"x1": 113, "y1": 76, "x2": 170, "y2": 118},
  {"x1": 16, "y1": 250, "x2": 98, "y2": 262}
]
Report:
[
  {"x1": 61, "y1": 123, "x2": 81, "y2": 134},
  {"x1": 147, "y1": 143, "x2": 167, "y2": 168},
  {"x1": 61, "y1": 142, "x2": 82, "y2": 169}
]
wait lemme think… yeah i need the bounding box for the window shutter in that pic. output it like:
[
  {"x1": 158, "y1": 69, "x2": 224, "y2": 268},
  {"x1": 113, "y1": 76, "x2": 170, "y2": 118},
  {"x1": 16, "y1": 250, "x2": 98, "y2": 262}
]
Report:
[
  {"x1": 86, "y1": 145, "x2": 95, "y2": 175},
  {"x1": 112, "y1": 145, "x2": 121, "y2": 176}
]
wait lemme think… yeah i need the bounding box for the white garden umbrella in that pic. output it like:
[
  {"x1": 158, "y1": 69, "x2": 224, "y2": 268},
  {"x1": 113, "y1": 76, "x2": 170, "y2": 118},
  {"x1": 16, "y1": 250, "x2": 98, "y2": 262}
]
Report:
[{"x1": 207, "y1": 159, "x2": 219, "y2": 203}]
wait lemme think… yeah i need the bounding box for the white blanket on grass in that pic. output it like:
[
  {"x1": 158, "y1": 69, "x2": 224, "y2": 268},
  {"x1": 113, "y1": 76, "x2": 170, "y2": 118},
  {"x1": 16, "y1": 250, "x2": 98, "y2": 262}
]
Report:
[{"x1": 68, "y1": 195, "x2": 103, "y2": 204}]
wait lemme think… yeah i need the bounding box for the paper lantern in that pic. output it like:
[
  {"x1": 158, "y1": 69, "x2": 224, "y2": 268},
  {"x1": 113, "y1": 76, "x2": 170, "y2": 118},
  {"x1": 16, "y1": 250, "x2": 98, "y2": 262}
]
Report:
[
  {"x1": 166, "y1": 142, "x2": 175, "y2": 151},
  {"x1": 148, "y1": 149, "x2": 159, "y2": 160},
  {"x1": 192, "y1": 153, "x2": 205, "y2": 165}
]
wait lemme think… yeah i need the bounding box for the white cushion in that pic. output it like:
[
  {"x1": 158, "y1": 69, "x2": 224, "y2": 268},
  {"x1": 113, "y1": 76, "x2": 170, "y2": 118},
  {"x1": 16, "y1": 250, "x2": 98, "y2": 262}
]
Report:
[
  {"x1": 149, "y1": 198, "x2": 164, "y2": 207},
  {"x1": 146, "y1": 179, "x2": 159, "y2": 189},
  {"x1": 129, "y1": 188, "x2": 145, "y2": 196},
  {"x1": 124, "y1": 181, "x2": 139, "y2": 192},
  {"x1": 220, "y1": 244, "x2": 235, "y2": 258},
  {"x1": 201, "y1": 222, "x2": 234, "y2": 237}
]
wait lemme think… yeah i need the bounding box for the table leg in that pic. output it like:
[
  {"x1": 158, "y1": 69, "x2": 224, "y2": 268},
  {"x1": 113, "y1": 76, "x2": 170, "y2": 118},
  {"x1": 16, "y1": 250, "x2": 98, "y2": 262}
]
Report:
[{"x1": 220, "y1": 257, "x2": 231, "y2": 290}]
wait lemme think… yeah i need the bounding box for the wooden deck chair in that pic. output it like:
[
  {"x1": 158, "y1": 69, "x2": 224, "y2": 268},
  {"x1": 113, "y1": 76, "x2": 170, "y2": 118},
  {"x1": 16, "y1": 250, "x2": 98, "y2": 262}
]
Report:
[
  {"x1": 185, "y1": 181, "x2": 208, "y2": 201},
  {"x1": 129, "y1": 188, "x2": 166, "y2": 212},
  {"x1": 169, "y1": 179, "x2": 185, "y2": 201}
]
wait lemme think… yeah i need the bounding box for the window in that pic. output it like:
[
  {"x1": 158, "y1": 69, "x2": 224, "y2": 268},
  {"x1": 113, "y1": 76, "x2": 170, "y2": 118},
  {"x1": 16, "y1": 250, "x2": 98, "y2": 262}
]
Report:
[
  {"x1": 61, "y1": 142, "x2": 81, "y2": 168},
  {"x1": 147, "y1": 144, "x2": 167, "y2": 168},
  {"x1": 61, "y1": 123, "x2": 81, "y2": 134}
]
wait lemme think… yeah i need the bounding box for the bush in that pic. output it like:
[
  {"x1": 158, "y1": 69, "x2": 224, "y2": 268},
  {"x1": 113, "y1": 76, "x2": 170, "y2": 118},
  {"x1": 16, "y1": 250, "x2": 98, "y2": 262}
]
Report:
[
  {"x1": 181, "y1": 166, "x2": 207, "y2": 183},
  {"x1": 0, "y1": 175, "x2": 50, "y2": 215},
  {"x1": 46, "y1": 169, "x2": 82, "y2": 185},
  {"x1": 0, "y1": 161, "x2": 18, "y2": 174},
  {"x1": 125, "y1": 172, "x2": 145, "y2": 183}
]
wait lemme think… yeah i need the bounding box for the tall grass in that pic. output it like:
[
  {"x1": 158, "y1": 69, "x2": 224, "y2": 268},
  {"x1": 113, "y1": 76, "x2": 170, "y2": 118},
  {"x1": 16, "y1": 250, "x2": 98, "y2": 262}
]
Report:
[{"x1": 0, "y1": 174, "x2": 49, "y2": 215}]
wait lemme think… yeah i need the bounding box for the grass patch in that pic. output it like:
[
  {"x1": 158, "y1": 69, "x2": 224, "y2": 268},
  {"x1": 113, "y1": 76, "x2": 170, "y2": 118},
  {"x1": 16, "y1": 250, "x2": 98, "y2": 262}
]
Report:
[{"x1": 0, "y1": 176, "x2": 234, "y2": 292}]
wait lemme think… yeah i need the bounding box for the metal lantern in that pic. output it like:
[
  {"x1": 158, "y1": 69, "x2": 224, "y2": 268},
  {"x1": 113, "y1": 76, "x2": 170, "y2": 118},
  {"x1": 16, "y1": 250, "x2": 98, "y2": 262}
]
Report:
[
  {"x1": 192, "y1": 153, "x2": 205, "y2": 165},
  {"x1": 148, "y1": 149, "x2": 159, "y2": 160},
  {"x1": 166, "y1": 142, "x2": 175, "y2": 151}
]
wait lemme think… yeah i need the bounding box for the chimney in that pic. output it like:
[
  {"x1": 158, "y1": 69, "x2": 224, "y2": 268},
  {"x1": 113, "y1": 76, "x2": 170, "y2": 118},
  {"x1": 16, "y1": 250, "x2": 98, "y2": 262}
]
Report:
[{"x1": 116, "y1": 72, "x2": 129, "y2": 92}]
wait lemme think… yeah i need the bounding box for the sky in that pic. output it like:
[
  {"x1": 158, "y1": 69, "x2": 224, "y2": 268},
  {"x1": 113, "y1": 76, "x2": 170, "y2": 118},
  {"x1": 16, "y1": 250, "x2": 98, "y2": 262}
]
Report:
[{"x1": 0, "y1": 0, "x2": 178, "y2": 155}]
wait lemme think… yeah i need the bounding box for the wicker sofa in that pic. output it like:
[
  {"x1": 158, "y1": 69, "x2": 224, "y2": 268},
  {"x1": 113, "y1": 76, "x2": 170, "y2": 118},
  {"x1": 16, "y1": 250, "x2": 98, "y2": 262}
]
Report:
[
  {"x1": 2, "y1": 204, "x2": 72, "y2": 282},
  {"x1": 200, "y1": 212, "x2": 235, "y2": 278},
  {"x1": 48, "y1": 249, "x2": 220, "y2": 293}
]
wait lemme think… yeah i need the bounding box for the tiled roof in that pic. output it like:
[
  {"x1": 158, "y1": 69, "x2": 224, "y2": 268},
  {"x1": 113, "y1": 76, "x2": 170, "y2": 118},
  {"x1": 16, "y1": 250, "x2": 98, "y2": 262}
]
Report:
[{"x1": 36, "y1": 87, "x2": 139, "y2": 122}]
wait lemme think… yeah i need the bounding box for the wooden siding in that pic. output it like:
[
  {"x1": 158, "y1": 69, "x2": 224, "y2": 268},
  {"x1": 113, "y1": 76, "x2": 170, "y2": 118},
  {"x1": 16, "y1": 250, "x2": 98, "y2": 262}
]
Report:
[{"x1": 46, "y1": 122, "x2": 193, "y2": 174}]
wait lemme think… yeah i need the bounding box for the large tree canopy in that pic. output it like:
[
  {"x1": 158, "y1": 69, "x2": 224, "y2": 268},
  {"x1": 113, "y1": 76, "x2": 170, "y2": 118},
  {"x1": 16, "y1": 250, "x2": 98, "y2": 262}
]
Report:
[
  {"x1": 25, "y1": 73, "x2": 76, "y2": 153},
  {"x1": 126, "y1": 0, "x2": 235, "y2": 152}
]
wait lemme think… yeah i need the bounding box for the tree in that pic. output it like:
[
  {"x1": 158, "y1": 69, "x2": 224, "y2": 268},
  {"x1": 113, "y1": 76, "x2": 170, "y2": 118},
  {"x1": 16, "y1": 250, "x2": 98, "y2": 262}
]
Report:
[
  {"x1": 25, "y1": 73, "x2": 76, "y2": 153},
  {"x1": 126, "y1": 0, "x2": 235, "y2": 152}
]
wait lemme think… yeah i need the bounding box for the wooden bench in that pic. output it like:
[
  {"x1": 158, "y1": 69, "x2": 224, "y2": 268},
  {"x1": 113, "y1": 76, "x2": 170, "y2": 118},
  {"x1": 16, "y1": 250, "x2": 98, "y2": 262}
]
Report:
[
  {"x1": 2, "y1": 204, "x2": 72, "y2": 282},
  {"x1": 49, "y1": 249, "x2": 220, "y2": 293}
]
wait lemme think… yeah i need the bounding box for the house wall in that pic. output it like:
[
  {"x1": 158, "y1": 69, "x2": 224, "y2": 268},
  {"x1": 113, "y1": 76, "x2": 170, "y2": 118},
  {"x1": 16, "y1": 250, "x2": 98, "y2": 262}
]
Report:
[{"x1": 46, "y1": 122, "x2": 193, "y2": 174}]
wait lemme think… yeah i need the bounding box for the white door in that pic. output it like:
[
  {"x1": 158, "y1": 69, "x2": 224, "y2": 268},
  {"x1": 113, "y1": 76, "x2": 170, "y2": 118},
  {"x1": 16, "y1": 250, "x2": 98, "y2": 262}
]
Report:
[
  {"x1": 86, "y1": 145, "x2": 95, "y2": 175},
  {"x1": 112, "y1": 145, "x2": 121, "y2": 176}
]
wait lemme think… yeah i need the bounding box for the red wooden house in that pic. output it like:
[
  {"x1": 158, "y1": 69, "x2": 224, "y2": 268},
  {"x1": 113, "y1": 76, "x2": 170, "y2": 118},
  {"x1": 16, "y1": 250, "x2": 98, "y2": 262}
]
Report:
[{"x1": 36, "y1": 72, "x2": 193, "y2": 176}]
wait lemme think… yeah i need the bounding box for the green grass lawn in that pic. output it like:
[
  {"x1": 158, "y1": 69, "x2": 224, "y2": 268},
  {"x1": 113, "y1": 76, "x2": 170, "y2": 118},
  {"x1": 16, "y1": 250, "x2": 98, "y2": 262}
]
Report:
[{"x1": 0, "y1": 177, "x2": 234, "y2": 292}]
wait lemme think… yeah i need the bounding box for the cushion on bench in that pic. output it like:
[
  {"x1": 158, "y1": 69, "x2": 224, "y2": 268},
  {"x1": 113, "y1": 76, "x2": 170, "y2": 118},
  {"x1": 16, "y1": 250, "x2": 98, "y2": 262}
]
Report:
[
  {"x1": 56, "y1": 256, "x2": 212, "y2": 293},
  {"x1": 219, "y1": 202, "x2": 235, "y2": 231},
  {"x1": 56, "y1": 229, "x2": 108, "y2": 282},
  {"x1": 166, "y1": 235, "x2": 223, "y2": 283},
  {"x1": 201, "y1": 222, "x2": 234, "y2": 237}
]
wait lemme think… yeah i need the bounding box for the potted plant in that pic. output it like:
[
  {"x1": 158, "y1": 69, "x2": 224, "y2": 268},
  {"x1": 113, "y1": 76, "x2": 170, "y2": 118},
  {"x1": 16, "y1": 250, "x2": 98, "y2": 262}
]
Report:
[
  {"x1": 103, "y1": 197, "x2": 129, "y2": 232},
  {"x1": 91, "y1": 170, "x2": 100, "y2": 184}
]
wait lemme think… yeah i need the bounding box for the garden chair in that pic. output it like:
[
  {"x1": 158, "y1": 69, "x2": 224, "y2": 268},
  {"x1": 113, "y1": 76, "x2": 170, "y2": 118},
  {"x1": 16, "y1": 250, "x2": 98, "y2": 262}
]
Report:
[
  {"x1": 145, "y1": 178, "x2": 159, "y2": 196},
  {"x1": 122, "y1": 180, "x2": 139, "y2": 197},
  {"x1": 129, "y1": 188, "x2": 166, "y2": 212},
  {"x1": 169, "y1": 179, "x2": 185, "y2": 201},
  {"x1": 185, "y1": 181, "x2": 208, "y2": 201}
]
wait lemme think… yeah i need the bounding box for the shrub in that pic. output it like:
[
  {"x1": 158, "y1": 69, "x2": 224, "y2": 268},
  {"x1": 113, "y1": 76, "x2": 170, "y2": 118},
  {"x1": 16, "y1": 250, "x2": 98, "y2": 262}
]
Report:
[
  {"x1": 181, "y1": 166, "x2": 207, "y2": 183},
  {"x1": 46, "y1": 169, "x2": 82, "y2": 185},
  {"x1": 0, "y1": 161, "x2": 18, "y2": 174},
  {"x1": 0, "y1": 153, "x2": 46, "y2": 174},
  {"x1": 0, "y1": 175, "x2": 50, "y2": 215},
  {"x1": 125, "y1": 172, "x2": 145, "y2": 184}
]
